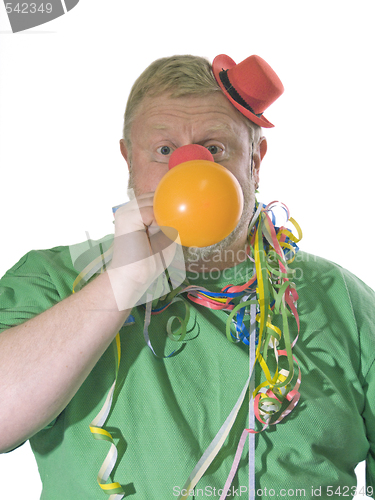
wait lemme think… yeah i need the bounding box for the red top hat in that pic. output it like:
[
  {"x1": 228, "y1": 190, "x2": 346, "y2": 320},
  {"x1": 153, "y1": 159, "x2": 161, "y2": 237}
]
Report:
[{"x1": 212, "y1": 54, "x2": 284, "y2": 128}]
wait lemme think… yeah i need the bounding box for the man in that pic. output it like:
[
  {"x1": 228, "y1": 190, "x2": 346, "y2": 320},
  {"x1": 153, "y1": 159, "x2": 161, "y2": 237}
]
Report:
[{"x1": 0, "y1": 54, "x2": 374, "y2": 499}]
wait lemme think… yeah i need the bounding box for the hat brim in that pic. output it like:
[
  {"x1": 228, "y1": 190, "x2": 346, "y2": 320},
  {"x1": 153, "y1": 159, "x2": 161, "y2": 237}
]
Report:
[{"x1": 212, "y1": 54, "x2": 274, "y2": 128}]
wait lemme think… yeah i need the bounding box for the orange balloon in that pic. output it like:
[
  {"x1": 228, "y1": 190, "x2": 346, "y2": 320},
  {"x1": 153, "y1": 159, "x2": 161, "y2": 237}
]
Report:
[{"x1": 154, "y1": 160, "x2": 244, "y2": 247}]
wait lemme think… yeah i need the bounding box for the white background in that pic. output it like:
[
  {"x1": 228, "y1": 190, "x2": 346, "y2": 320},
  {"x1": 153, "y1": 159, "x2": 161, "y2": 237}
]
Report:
[{"x1": 0, "y1": 1, "x2": 374, "y2": 498}]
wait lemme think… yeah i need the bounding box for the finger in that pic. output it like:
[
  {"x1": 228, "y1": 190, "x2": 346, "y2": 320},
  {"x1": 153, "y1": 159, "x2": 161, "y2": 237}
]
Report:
[{"x1": 114, "y1": 202, "x2": 155, "y2": 235}]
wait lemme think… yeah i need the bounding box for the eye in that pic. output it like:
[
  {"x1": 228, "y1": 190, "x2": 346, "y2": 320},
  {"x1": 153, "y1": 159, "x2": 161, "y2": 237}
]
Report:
[
  {"x1": 157, "y1": 145, "x2": 172, "y2": 155},
  {"x1": 206, "y1": 145, "x2": 223, "y2": 155}
]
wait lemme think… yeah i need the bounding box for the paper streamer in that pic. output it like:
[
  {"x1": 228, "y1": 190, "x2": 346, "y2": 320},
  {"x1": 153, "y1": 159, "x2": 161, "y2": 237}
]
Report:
[
  {"x1": 71, "y1": 199, "x2": 302, "y2": 499},
  {"x1": 88, "y1": 333, "x2": 125, "y2": 498},
  {"x1": 73, "y1": 274, "x2": 125, "y2": 498}
]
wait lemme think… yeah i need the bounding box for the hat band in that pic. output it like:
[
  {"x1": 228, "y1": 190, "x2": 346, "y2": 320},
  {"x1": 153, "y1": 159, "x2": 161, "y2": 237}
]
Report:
[{"x1": 219, "y1": 70, "x2": 263, "y2": 118}]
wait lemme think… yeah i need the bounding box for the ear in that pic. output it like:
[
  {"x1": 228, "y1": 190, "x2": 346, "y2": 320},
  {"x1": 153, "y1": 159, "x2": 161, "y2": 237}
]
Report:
[
  {"x1": 252, "y1": 136, "x2": 267, "y2": 187},
  {"x1": 120, "y1": 139, "x2": 131, "y2": 171},
  {"x1": 259, "y1": 136, "x2": 267, "y2": 161}
]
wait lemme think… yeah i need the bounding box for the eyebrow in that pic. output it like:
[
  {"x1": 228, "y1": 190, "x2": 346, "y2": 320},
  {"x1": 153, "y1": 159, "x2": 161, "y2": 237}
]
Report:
[
  {"x1": 205, "y1": 123, "x2": 233, "y2": 133},
  {"x1": 151, "y1": 124, "x2": 169, "y2": 130}
]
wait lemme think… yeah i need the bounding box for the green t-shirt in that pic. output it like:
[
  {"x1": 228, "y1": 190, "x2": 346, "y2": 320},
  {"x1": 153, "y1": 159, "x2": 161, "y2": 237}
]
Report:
[{"x1": 1, "y1": 239, "x2": 375, "y2": 499}]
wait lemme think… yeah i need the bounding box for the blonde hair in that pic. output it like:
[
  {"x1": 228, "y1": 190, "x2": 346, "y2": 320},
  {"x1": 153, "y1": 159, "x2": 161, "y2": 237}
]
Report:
[{"x1": 122, "y1": 54, "x2": 261, "y2": 153}]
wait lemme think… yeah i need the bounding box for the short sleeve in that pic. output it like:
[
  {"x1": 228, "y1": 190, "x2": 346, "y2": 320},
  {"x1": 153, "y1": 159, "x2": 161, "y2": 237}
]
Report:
[
  {"x1": 0, "y1": 247, "x2": 78, "y2": 333},
  {"x1": 0, "y1": 247, "x2": 79, "y2": 441}
]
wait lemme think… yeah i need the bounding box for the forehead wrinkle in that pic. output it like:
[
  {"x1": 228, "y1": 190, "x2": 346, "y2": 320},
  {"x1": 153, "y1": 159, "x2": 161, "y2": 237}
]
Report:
[
  {"x1": 134, "y1": 94, "x2": 250, "y2": 145},
  {"x1": 139, "y1": 94, "x2": 237, "y2": 121},
  {"x1": 150, "y1": 122, "x2": 233, "y2": 134}
]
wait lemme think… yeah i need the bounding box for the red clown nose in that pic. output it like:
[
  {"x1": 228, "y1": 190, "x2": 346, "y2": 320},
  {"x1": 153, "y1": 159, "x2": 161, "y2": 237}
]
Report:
[
  {"x1": 168, "y1": 144, "x2": 214, "y2": 169},
  {"x1": 154, "y1": 144, "x2": 244, "y2": 247}
]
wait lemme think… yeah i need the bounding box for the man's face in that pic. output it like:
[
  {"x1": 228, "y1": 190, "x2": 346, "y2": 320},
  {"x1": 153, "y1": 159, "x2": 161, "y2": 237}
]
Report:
[{"x1": 122, "y1": 91, "x2": 260, "y2": 261}]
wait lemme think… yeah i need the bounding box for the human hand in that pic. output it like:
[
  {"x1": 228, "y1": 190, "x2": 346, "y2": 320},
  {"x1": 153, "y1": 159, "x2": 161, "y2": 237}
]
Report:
[{"x1": 107, "y1": 192, "x2": 182, "y2": 310}]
